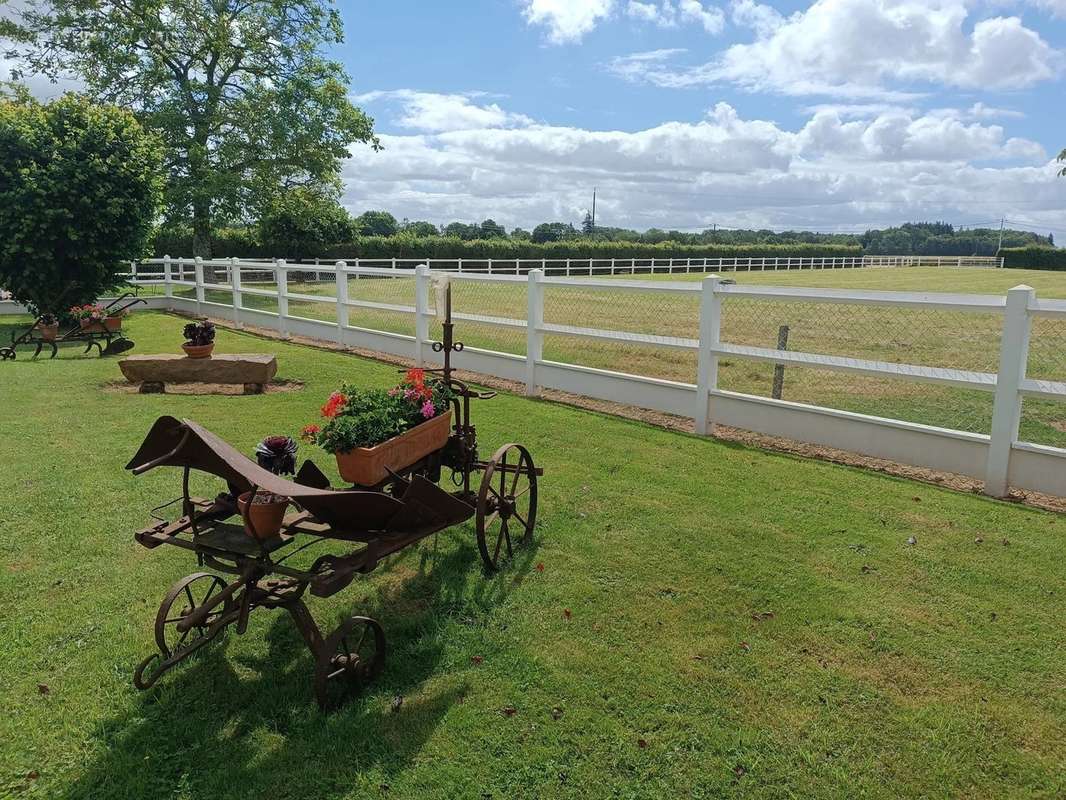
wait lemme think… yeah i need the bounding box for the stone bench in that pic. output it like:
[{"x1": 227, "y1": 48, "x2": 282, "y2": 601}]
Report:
[{"x1": 119, "y1": 354, "x2": 278, "y2": 394}]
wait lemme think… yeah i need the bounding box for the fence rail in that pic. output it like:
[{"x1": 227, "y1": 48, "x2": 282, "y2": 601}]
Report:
[
  {"x1": 123, "y1": 253, "x2": 1003, "y2": 282},
  {"x1": 13, "y1": 254, "x2": 1060, "y2": 498}
]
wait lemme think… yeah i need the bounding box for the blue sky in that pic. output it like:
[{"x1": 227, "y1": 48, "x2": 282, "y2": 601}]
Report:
[{"x1": 335, "y1": 0, "x2": 1066, "y2": 236}]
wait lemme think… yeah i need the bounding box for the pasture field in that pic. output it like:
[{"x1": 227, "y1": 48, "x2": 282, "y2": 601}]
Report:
[
  {"x1": 1, "y1": 311, "x2": 1064, "y2": 799},
  {"x1": 169, "y1": 267, "x2": 1066, "y2": 446}
]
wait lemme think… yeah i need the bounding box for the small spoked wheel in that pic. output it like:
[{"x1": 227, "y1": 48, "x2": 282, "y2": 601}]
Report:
[
  {"x1": 476, "y1": 443, "x2": 538, "y2": 571},
  {"x1": 0, "y1": 346, "x2": 15, "y2": 361},
  {"x1": 154, "y1": 572, "x2": 233, "y2": 658},
  {"x1": 313, "y1": 615, "x2": 386, "y2": 711}
]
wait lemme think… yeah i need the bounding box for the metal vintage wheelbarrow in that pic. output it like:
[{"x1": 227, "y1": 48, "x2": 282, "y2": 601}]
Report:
[{"x1": 127, "y1": 309, "x2": 541, "y2": 708}]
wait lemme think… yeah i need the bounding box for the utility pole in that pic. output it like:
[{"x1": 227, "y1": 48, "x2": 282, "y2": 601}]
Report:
[
  {"x1": 591, "y1": 188, "x2": 596, "y2": 230},
  {"x1": 997, "y1": 218, "x2": 1005, "y2": 251}
]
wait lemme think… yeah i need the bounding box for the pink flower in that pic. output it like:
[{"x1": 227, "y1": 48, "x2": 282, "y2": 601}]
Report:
[{"x1": 421, "y1": 400, "x2": 435, "y2": 419}]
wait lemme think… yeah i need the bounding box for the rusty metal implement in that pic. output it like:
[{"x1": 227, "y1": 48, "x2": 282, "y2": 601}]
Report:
[
  {"x1": 0, "y1": 293, "x2": 146, "y2": 360},
  {"x1": 128, "y1": 299, "x2": 542, "y2": 709}
]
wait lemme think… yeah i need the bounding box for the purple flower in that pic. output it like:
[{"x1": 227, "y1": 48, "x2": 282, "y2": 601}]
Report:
[{"x1": 421, "y1": 400, "x2": 435, "y2": 419}]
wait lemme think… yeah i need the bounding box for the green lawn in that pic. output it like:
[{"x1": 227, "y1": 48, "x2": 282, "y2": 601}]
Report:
[{"x1": 1, "y1": 311, "x2": 1065, "y2": 799}]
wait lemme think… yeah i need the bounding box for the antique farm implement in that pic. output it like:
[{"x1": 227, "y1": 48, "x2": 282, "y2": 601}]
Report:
[
  {"x1": 128, "y1": 294, "x2": 541, "y2": 708},
  {"x1": 0, "y1": 293, "x2": 145, "y2": 360}
]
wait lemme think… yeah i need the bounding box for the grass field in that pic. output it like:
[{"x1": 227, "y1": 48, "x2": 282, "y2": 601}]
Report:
[
  {"x1": 165, "y1": 267, "x2": 1066, "y2": 446},
  {"x1": 2, "y1": 311, "x2": 1065, "y2": 799}
]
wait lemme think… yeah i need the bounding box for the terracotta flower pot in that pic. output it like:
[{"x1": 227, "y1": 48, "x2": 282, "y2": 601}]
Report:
[
  {"x1": 182, "y1": 342, "x2": 215, "y2": 359},
  {"x1": 80, "y1": 317, "x2": 122, "y2": 333},
  {"x1": 237, "y1": 491, "x2": 289, "y2": 539},
  {"x1": 335, "y1": 410, "x2": 452, "y2": 487},
  {"x1": 37, "y1": 323, "x2": 59, "y2": 342}
]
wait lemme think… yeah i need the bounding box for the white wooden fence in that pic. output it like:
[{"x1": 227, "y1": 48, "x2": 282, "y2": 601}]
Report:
[
  {"x1": 94, "y1": 258, "x2": 1061, "y2": 499},
  {"x1": 125, "y1": 253, "x2": 1002, "y2": 282},
  {"x1": 4, "y1": 255, "x2": 1059, "y2": 498}
]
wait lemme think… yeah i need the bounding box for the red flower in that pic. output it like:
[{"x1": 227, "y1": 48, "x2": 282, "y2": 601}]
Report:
[
  {"x1": 405, "y1": 368, "x2": 425, "y2": 386},
  {"x1": 320, "y1": 391, "x2": 347, "y2": 419},
  {"x1": 300, "y1": 424, "x2": 321, "y2": 443}
]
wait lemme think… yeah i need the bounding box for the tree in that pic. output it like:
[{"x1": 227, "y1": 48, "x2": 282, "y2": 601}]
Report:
[
  {"x1": 442, "y1": 222, "x2": 480, "y2": 240},
  {"x1": 531, "y1": 222, "x2": 577, "y2": 243},
  {"x1": 479, "y1": 218, "x2": 507, "y2": 239},
  {"x1": 2, "y1": 0, "x2": 379, "y2": 258},
  {"x1": 510, "y1": 227, "x2": 532, "y2": 240},
  {"x1": 0, "y1": 93, "x2": 163, "y2": 314},
  {"x1": 403, "y1": 220, "x2": 439, "y2": 237},
  {"x1": 354, "y1": 210, "x2": 398, "y2": 237},
  {"x1": 582, "y1": 211, "x2": 594, "y2": 236},
  {"x1": 259, "y1": 187, "x2": 354, "y2": 258}
]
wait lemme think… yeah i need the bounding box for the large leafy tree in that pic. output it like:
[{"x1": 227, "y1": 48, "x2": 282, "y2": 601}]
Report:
[
  {"x1": 0, "y1": 93, "x2": 163, "y2": 314},
  {"x1": 259, "y1": 186, "x2": 354, "y2": 258},
  {"x1": 1, "y1": 0, "x2": 379, "y2": 257},
  {"x1": 354, "y1": 210, "x2": 398, "y2": 237}
]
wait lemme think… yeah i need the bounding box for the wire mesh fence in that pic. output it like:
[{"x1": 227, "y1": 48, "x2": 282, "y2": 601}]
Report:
[
  {"x1": 717, "y1": 297, "x2": 1004, "y2": 434},
  {"x1": 430, "y1": 278, "x2": 528, "y2": 356},
  {"x1": 347, "y1": 273, "x2": 417, "y2": 337}
]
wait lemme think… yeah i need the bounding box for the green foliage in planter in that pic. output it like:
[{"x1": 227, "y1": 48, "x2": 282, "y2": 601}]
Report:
[
  {"x1": 1001, "y1": 247, "x2": 1066, "y2": 271},
  {"x1": 0, "y1": 93, "x2": 163, "y2": 314}
]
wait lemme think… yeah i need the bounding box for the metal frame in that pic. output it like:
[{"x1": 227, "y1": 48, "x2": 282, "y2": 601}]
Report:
[
  {"x1": 0, "y1": 293, "x2": 146, "y2": 360},
  {"x1": 130, "y1": 289, "x2": 542, "y2": 709}
]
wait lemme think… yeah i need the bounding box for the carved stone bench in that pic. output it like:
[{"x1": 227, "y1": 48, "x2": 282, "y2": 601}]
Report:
[{"x1": 119, "y1": 354, "x2": 278, "y2": 394}]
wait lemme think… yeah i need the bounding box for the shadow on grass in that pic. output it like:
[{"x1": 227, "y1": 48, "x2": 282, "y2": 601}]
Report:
[{"x1": 60, "y1": 530, "x2": 541, "y2": 800}]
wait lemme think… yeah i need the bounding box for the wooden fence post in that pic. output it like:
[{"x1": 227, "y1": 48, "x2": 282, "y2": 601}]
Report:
[
  {"x1": 772, "y1": 325, "x2": 790, "y2": 400},
  {"x1": 415, "y1": 264, "x2": 430, "y2": 366},
  {"x1": 695, "y1": 276, "x2": 722, "y2": 435},
  {"x1": 985, "y1": 284, "x2": 1035, "y2": 497},
  {"x1": 334, "y1": 261, "x2": 348, "y2": 346},
  {"x1": 526, "y1": 269, "x2": 544, "y2": 397}
]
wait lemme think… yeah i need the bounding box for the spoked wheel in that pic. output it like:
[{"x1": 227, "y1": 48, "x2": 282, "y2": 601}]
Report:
[
  {"x1": 313, "y1": 615, "x2": 386, "y2": 711},
  {"x1": 476, "y1": 443, "x2": 538, "y2": 571},
  {"x1": 0, "y1": 347, "x2": 14, "y2": 361},
  {"x1": 154, "y1": 572, "x2": 234, "y2": 658}
]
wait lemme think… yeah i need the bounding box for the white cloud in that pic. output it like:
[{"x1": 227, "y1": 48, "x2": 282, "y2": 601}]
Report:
[
  {"x1": 1021, "y1": 0, "x2": 1066, "y2": 17},
  {"x1": 352, "y1": 90, "x2": 534, "y2": 133},
  {"x1": 611, "y1": 0, "x2": 1061, "y2": 98},
  {"x1": 521, "y1": 0, "x2": 615, "y2": 44},
  {"x1": 342, "y1": 99, "x2": 1061, "y2": 233}
]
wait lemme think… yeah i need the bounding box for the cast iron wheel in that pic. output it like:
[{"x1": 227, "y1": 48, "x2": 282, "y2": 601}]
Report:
[
  {"x1": 0, "y1": 346, "x2": 15, "y2": 360},
  {"x1": 476, "y1": 443, "x2": 538, "y2": 571},
  {"x1": 154, "y1": 572, "x2": 234, "y2": 658},
  {"x1": 313, "y1": 615, "x2": 386, "y2": 710}
]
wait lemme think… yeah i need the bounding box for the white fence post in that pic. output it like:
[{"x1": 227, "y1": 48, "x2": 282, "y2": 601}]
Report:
[
  {"x1": 695, "y1": 275, "x2": 722, "y2": 436},
  {"x1": 985, "y1": 284, "x2": 1035, "y2": 497},
  {"x1": 275, "y1": 258, "x2": 289, "y2": 337},
  {"x1": 194, "y1": 256, "x2": 205, "y2": 314},
  {"x1": 163, "y1": 255, "x2": 173, "y2": 300},
  {"x1": 414, "y1": 263, "x2": 430, "y2": 366},
  {"x1": 525, "y1": 269, "x2": 544, "y2": 397},
  {"x1": 334, "y1": 261, "x2": 349, "y2": 345},
  {"x1": 230, "y1": 257, "x2": 242, "y2": 328}
]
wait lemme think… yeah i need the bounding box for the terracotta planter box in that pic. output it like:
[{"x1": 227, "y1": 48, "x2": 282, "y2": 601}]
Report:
[
  {"x1": 37, "y1": 323, "x2": 59, "y2": 341},
  {"x1": 335, "y1": 410, "x2": 452, "y2": 486},
  {"x1": 80, "y1": 317, "x2": 122, "y2": 333}
]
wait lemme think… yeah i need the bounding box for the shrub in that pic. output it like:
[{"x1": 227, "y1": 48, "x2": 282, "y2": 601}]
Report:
[
  {"x1": 0, "y1": 93, "x2": 163, "y2": 314},
  {"x1": 1000, "y1": 247, "x2": 1066, "y2": 271},
  {"x1": 258, "y1": 188, "x2": 355, "y2": 258}
]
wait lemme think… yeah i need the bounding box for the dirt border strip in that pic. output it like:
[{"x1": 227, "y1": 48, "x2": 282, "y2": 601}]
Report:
[{"x1": 171, "y1": 310, "x2": 1064, "y2": 514}]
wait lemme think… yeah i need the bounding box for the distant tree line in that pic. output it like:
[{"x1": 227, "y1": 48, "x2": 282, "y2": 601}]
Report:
[{"x1": 151, "y1": 196, "x2": 1057, "y2": 259}]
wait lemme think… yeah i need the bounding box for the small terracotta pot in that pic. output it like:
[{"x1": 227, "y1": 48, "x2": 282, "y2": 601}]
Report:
[
  {"x1": 182, "y1": 342, "x2": 215, "y2": 359},
  {"x1": 37, "y1": 323, "x2": 59, "y2": 342},
  {"x1": 236, "y1": 491, "x2": 289, "y2": 540}
]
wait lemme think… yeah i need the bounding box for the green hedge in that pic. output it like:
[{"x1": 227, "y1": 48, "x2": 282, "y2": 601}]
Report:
[
  {"x1": 319, "y1": 236, "x2": 863, "y2": 261},
  {"x1": 152, "y1": 231, "x2": 863, "y2": 261},
  {"x1": 1001, "y1": 247, "x2": 1066, "y2": 270}
]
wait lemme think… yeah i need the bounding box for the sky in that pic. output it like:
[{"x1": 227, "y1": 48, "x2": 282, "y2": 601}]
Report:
[
  {"x1": 334, "y1": 0, "x2": 1066, "y2": 236},
  {"x1": 4, "y1": 0, "x2": 1066, "y2": 236}
]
